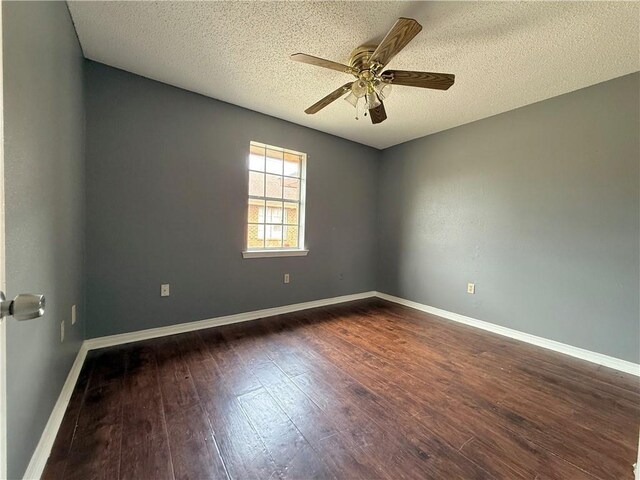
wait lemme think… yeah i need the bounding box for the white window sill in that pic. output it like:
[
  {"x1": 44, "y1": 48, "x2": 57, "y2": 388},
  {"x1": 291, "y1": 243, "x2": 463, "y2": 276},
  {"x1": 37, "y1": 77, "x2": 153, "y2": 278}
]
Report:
[{"x1": 242, "y1": 249, "x2": 309, "y2": 259}]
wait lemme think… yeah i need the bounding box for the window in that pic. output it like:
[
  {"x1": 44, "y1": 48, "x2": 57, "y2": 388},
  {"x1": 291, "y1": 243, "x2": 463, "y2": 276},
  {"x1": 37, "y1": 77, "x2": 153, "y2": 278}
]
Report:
[{"x1": 243, "y1": 141, "x2": 307, "y2": 258}]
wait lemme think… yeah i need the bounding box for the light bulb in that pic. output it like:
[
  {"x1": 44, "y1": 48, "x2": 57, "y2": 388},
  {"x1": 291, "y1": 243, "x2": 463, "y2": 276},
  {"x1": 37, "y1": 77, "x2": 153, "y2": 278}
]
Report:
[
  {"x1": 351, "y1": 79, "x2": 367, "y2": 98},
  {"x1": 365, "y1": 93, "x2": 381, "y2": 110},
  {"x1": 373, "y1": 79, "x2": 392, "y2": 100},
  {"x1": 344, "y1": 91, "x2": 358, "y2": 107}
]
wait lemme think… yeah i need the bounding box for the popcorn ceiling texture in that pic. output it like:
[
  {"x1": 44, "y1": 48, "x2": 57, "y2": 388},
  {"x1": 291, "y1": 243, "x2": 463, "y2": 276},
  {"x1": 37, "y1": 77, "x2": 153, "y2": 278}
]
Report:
[{"x1": 67, "y1": 1, "x2": 639, "y2": 149}]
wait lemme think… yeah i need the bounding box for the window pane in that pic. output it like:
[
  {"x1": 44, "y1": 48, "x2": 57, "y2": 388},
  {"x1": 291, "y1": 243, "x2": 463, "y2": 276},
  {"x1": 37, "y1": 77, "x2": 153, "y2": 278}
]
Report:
[
  {"x1": 266, "y1": 149, "x2": 283, "y2": 175},
  {"x1": 249, "y1": 144, "x2": 265, "y2": 171},
  {"x1": 250, "y1": 143, "x2": 265, "y2": 156},
  {"x1": 265, "y1": 174, "x2": 282, "y2": 199},
  {"x1": 283, "y1": 202, "x2": 299, "y2": 225},
  {"x1": 284, "y1": 152, "x2": 301, "y2": 177},
  {"x1": 266, "y1": 201, "x2": 283, "y2": 223},
  {"x1": 265, "y1": 225, "x2": 282, "y2": 248},
  {"x1": 249, "y1": 153, "x2": 265, "y2": 172},
  {"x1": 248, "y1": 199, "x2": 264, "y2": 223},
  {"x1": 247, "y1": 224, "x2": 265, "y2": 249},
  {"x1": 249, "y1": 171, "x2": 264, "y2": 197},
  {"x1": 283, "y1": 177, "x2": 300, "y2": 201},
  {"x1": 283, "y1": 226, "x2": 299, "y2": 248}
]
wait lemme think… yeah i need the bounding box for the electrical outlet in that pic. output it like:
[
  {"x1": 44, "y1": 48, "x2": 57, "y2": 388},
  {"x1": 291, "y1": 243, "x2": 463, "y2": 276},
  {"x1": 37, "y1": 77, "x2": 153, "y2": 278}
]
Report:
[
  {"x1": 161, "y1": 284, "x2": 170, "y2": 297},
  {"x1": 71, "y1": 304, "x2": 77, "y2": 325},
  {"x1": 60, "y1": 321, "x2": 65, "y2": 343},
  {"x1": 467, "y1": 283, "x2": 475, "y2": 294},
  {"x1": 284, "y1": 273, "x2": 290, "y2": 284}
]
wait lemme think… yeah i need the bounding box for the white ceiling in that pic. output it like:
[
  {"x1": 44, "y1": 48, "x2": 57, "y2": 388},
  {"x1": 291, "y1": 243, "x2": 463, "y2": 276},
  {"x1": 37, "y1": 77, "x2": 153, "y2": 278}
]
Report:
[{"x1": 67, "y1": 1, "x2": 639, "y2": 150}]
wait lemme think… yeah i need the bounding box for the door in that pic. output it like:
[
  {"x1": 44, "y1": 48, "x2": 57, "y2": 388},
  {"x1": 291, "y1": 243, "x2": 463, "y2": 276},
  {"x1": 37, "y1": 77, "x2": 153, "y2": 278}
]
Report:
[
  {"x1": 0, "y1": 11, "x2": 47, "y2": 476},
  {"x1": 0, "y1": 3, "x2": 6, "y2": 477}
]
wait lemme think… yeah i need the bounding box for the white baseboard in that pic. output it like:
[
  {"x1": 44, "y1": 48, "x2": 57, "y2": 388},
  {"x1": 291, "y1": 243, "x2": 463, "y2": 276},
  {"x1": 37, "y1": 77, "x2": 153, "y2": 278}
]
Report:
[
  {"x1": 22, "y1": 342, "x2": 89, "y2": 480},
  {"x1": 23, "y1": 288, "x2": 639, "y2": 480},
  {"x1": 84, "y1": 291, "x2": 377, "y2": 351},
  {"x1": 84, "y1": 289, "x2": 638, "y2": 376},
  {"x1": 375, "y1": 292, "x2": 640, "y2": 377},
  {"x1": 23, "y1": 290, "x2": 376, "y2": 479}
]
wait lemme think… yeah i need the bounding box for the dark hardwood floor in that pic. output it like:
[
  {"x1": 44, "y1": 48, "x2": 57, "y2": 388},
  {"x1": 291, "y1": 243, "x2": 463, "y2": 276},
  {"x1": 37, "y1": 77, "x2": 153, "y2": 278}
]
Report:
[{"x1": 42, "y1": 299, "x2": 639, "y2": 480}]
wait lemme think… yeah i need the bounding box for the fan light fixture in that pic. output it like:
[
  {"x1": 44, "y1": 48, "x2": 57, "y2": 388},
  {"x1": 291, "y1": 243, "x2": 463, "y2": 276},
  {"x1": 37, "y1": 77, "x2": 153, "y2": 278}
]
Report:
[
  {"x1": 291, "y1": 18, "x2": 456, "y2": 125},
  {"x1": 345, "y1": 76, "x2": 391, "y2": 120}
]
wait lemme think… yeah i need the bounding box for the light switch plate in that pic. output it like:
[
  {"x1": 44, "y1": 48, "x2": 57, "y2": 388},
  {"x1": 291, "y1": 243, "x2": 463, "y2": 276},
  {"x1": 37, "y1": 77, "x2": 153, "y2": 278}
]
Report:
[
  {"x1": 467, "y1": 283, "x2": 475, "y2": 294},
  {"x1": 60, "y1": 321, "x2": 65, "y2": 343},
  {"x1": 71, "y1": 304, "x2": 77, "y2": 325},
  {"x1": 161, "y1": 284, "x2": 170, "y2": 297},
  {"x1": 284, "y1": 273, "x2": 290, "y2": 284}
]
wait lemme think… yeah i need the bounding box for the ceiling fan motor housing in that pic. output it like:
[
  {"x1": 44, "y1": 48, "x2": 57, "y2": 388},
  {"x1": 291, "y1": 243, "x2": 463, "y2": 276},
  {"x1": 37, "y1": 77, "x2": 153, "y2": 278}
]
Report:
[{"x1": 349, "y1": 45, "x2": 379, "y2": 75}]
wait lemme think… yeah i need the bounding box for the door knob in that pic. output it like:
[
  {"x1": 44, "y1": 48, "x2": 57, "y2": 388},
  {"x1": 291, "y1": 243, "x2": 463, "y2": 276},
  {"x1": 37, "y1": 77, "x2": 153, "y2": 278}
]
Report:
[{"x1": 0, "y1": 291, "x2": 45, "y2": 320}]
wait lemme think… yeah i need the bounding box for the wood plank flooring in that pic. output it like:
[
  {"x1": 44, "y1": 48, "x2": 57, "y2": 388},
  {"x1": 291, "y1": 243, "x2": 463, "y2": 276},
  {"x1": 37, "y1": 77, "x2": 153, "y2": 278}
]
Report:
[{"x1": 42, "y1": 299, "x2": 640, "y2": 480}]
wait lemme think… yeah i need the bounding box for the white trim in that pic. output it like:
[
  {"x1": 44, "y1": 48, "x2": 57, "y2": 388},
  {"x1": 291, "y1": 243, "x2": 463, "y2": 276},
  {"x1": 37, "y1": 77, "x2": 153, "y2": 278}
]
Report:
[
  {"x1": 23, "y1": 289, "x2": 640, "y2": 479},
  {"x1": 375, "y1": 292, "x2": 640, "y2": 377},
  {"x1": 242, "y1": 249, "x2": 308, "y2": 259},
  {"x1": 85, "y1": 291, "x2": 375, "y2": 350},
  {"x1": 22, "y1": 343, "x2": 89, "y2": 480},
  {"x1": 22, "y1": 291, "x2": 376, "y2": 479},
  {"x1": 246, "y1": 141, "x2": 307, "y2": 254},
  {"x1": 297, "y1": 149, "x2": 307, "y2": 251}
]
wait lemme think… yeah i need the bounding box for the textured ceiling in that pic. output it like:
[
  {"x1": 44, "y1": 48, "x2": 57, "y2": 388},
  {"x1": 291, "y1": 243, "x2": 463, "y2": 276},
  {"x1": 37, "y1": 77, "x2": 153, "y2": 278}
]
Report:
[{"x1": 67, "y1": 1, "x2": 639, "y2": 149}]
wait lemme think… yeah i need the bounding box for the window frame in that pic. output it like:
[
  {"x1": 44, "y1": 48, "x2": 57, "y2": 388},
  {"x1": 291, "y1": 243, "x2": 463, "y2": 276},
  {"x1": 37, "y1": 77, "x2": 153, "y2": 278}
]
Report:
[{"x1": 242, "y1": 141, "x2": 308, "y2": 259}]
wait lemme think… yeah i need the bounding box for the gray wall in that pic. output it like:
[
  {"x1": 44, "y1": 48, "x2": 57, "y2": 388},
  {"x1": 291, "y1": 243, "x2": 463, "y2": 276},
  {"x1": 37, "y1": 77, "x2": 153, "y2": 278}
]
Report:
[
  {"x1": 86, "y1": 64, "x2": 639, "y2": 362},
  {"x1": 378, "y1": 73, "x2": 640, "y2": 363},
  {"x1": 85, "y1": 61, "x2": 378, "y2": 338},
  {"x1": 3, "y1": 2, "x2": 85, "y2": 478}
]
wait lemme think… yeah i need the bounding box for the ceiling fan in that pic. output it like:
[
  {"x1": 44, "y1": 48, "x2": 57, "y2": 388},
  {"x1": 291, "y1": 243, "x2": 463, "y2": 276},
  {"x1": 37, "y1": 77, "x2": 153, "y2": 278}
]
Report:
[{"x1": 291, "y1": 17, "x2": 455, "y2": 125}]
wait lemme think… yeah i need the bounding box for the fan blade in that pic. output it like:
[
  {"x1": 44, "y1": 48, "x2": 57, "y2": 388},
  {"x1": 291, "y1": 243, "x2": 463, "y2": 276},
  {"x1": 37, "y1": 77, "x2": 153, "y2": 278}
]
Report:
[
  {"x1": 369, "y1": 18, "x2": 422, "y2": 68},
  {"x1": 305, "y1": 83, "x2": 353, "y2": 114},
  {"x1": 369, "y1": 102, "x2": 387, "y2": 124},
  {"x1": 383, "y1": 70, "x2": 455, "y2": 90},
  {"x1": 291, "y1": 53, "x2": 353, "y2": 74}
]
